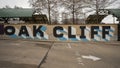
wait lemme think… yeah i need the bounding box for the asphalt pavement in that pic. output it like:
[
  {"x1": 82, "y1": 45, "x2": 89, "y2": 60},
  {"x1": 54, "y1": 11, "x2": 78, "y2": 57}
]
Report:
[
  {"x1": 0, "y1": 39, "x2": 52, "y2": 68},
  {"x1": 41, "y1": 41, "x2": 120, "y2": 68},
  {"x1": 0, "y1": 39, "x2": 120, "y2": 68}
]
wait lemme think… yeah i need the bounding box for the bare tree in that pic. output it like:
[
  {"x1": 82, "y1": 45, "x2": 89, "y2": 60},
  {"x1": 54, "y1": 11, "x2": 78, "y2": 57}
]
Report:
[
  {"x1": 2, "y1": 5, "x2": 11, "y2": 9},
  {"x1": 60, "y1": 0, "x2": 87, "y2": 24},
  {"x1": 83, "y1": 0, "x2": 119, "y2": 23},
  {"x1": 14, "y1": 5, "x2": 23, "y2": 9},
  {"x1": 29, "y1": 0, "x2": 59, "y2": 24},
  {"x1": 51, "y1": 10, "x2": 59, "y2": 24}
]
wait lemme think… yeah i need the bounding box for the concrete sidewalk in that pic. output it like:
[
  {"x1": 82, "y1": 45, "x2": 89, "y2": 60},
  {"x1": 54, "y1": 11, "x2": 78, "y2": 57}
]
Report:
[{"x1": 0, "y1": 40, "x2": 52, "y2": 68}]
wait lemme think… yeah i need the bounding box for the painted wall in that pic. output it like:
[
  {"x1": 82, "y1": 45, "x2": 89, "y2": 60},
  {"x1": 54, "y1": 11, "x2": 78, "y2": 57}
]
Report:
[{"x1": 0, "y1": 24, "x2": 118, "y2": 42}]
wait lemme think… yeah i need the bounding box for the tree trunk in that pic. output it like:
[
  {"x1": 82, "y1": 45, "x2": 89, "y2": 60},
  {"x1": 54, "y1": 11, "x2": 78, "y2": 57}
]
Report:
[
  {"x1": 48, "y1": 0, "x2": 51, "y2": 24},
  {"x1": 73, "y1": 0, "x2": 75, "y2": 24},
  {"x1": 75, "y1": 12, "x2": 78, "y2": 24},
  {"x1": 96, "y1": 0, "x2": 99, "y2": 24}
]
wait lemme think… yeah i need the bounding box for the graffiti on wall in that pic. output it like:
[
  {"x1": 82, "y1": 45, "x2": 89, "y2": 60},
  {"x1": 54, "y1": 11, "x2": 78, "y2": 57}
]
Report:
[
  {"x1": 0, "y1": 24, "x2": 117, "y2": 41},
  {"x1": 53, "y1": 26, "x2": 115, "y2": 41},
  {"x1": 0, "y1": 25, "x2": 48, "y2": 40}
]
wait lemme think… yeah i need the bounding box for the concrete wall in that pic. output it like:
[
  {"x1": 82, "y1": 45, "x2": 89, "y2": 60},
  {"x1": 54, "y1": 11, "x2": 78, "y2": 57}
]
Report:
[{"x1": 0, "y1": 24, "x2": 118, "y2": 42}]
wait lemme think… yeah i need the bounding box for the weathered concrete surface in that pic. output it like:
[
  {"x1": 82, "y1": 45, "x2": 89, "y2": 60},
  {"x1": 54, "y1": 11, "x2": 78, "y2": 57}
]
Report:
[
  {"x1": 0, "y1": 39, "x2": 120, "y2": 68},
  {"x1": 41, "y1": 42, "x2": 120, "y2": 68},
  {"x1": 0, "y1": 40, "x2": 52, "y2": 68}
]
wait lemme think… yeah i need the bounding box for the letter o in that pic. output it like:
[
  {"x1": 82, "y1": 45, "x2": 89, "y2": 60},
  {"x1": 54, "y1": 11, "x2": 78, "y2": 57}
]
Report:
[{"x1": 4, "y1": 26, "x2": 15, "y2": 35}]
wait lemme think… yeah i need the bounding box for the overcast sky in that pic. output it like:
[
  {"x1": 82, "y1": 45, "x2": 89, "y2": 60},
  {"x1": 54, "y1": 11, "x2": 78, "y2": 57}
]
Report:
[
  {"x1": 0, "y1": 0, "x2": 31, "y2": 8},
  {"x1": 0, "y1": 0, "x2": 120, "y2": 8}
]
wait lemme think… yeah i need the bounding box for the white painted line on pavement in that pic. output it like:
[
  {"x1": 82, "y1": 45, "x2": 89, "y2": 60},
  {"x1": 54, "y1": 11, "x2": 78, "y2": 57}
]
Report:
[
  {"x1": 78, "y1": 62, "x2": 85, "y2": 65},
  {"x1": 77, "y1": 57, "x2": 82, "y2": 62},
  {"x1": 82, "y1": 55, "x2": 101, "y2": 61},
  {"x1": 67, "y1": 43, "x2": 72, "y2": 48},
  {"x1": 76, "y1": 57, "x2": 84, "y2": 66},
  {"x1": 75, "y1": 51, "x2": 85, "y2": 66}
]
